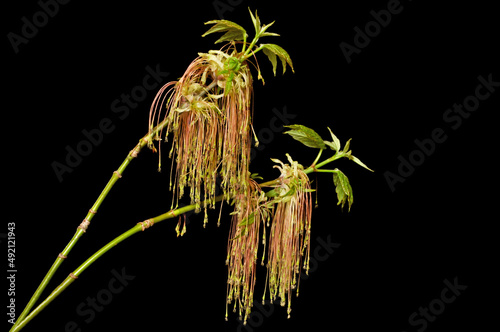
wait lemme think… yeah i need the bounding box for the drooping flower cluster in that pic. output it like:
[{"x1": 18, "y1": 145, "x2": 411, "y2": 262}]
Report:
[
  {"x1": 204, "y1": 47, "x2": 254, "y2": 202},
  {"x1": 146, "y1": 11, "x2": 316, "y2": 324},
  {"x1": 265, "y1": 155, "x2": 313, "y2": 318},
  {"x1": 225, "y1": 178, "x2": 269, "y2": 322},
  {"x1": 148, "y1": 43, "x2": 254, "y2": 224},
  {"x1": 225, "y1": 155, "x2": 313, "y2": 325}
]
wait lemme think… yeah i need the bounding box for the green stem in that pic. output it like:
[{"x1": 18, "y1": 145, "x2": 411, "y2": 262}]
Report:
[
  {"x1": 312, "y1": 169, "x2": 338, "y2": 173},
  {"x1": 248, "y1": 44, "x2": 264, "y2": 57},
  {"x1": 241, "y1": 33, "x2": 248, "y2": 54},
  {"x1": 11, "y1": 128, "x2": 164, "y2": 330},
  {"x1": 12, "y1": 149, "x2": 137, "y2": 328},
  {"x1": 304, "y1": 151, "x2": 346, "y2": 174},
  {"x1": 12, "y1": 79, "x2": 222, "y2": 330},
  {"x1": 310, "y1": 149, "x2": 324, "y2": 169},
  {"x1": 243, "y1": 34, "x2": 263, "y2": 59},
  {"x1": 13, "y1": 231, "x2": 81, "y2": 328},
  {"x1": 10, "y1": 194, "x2": 225, "y2": 332}
]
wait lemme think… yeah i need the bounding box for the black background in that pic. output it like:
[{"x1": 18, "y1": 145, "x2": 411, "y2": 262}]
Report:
[{"x1": 4, "y1": 1, "x2": 498, "y2": 331}]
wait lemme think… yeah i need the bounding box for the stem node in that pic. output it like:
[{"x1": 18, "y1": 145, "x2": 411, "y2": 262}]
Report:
[
  {"x1": 129, "y1": 143, "x2": 142, "y2": 158},
  {"x1": 137, "y1": 219, "x2": 155, "y2": 231},
  {"x1": 77, "y1": 219, "x2": 91, "y2": 233}
]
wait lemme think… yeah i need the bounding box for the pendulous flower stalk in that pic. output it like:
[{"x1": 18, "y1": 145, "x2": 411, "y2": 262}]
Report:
[
  {"x1": 148, "y1": 43, "x2": 256, "y2": 226},
  {"x1": 225, "y1": 178, "x2": 269, "y2": 323},
  {"x1": 265, "y1": 155, "x2": 313, "y2": 318},
  {"x1": 225, "y1": 155, "x2": 314, "y2": 325}
]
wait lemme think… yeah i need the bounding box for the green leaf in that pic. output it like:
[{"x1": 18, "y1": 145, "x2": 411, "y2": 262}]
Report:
[
  {"x1": 324, "y1": 141, "x2": 336, "y2": 150},
  {"x1": 325, "y1": 127, "x2": 341, "y2": 152},
  {"x1": 284, "y1": 125, "x2": 326, "y2": 149},
  {"x1": 260, "y1": 31, "x2": 280, "y2": 38},
  {"x1": 349, "y1": 155, "x2": 374, "y2": 172},
  {"x1": 217, "y1": 30, "x2": 247, "y2": 44},
  {"x1": 332, "y1": 169, "x2": 353, "y2": 211},
  {"x1": 262, "y1": 47, "x2": 278, "y2": 76},
  {"x1": 249, "y1": 8, "x2": 279, "y2": 38},
  {"x1": 265, "y1": 188, "x2": 279, "y2": 197},
  {"x1": 238, "y1": 213, "x2": 255, "y2": 227},
  {"x1": 248, "y1": 8, "x2": 261, "y2": 35},
  {"x1": 259, "y1": 21, "x2": 279, "y2": 38},
  {"x1": 261, "y1": 43, "x2": 294, "y2": 75},
  {"x1": 202, "y1": 19, "x2": 247, "y2": 44},
  {"x1": 230, "y1": 212, "x2": 255, "y2": 240},
  {"x1": 343, "y1": 138, "x2": 352, "y2": 154}
]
